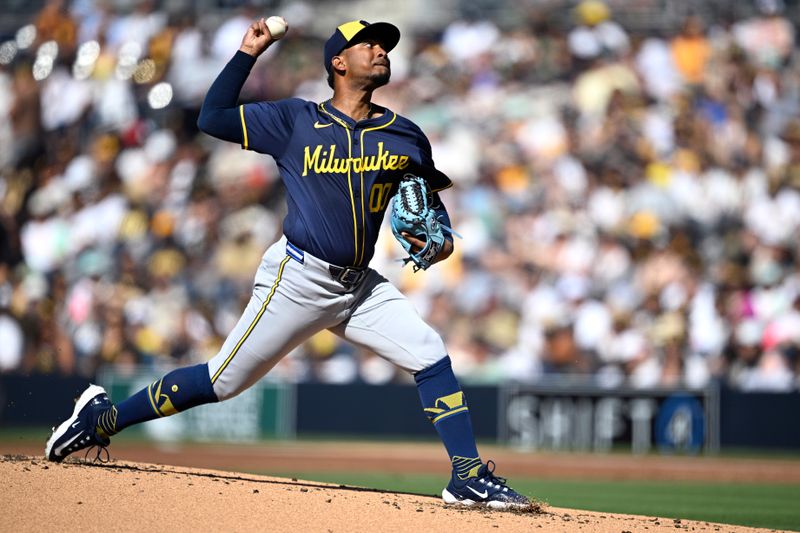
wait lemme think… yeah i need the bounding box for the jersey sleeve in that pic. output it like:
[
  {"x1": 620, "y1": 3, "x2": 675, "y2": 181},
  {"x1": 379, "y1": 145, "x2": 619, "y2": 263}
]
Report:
[
  {"x1": 431, "y1": 192, "x2": 454, "y2": 243},
  {"x1": 407, "y1": 122, "x2": 453, "y2": 192},
  {"x1": 241, "y1": 98, "x2": 307, "y2": 158},
  {"x1": 196, "y1": 51, "x2": 257, "y2": 145}
]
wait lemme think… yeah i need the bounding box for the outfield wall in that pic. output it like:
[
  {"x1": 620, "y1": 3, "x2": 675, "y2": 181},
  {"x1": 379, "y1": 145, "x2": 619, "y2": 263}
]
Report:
[{"x1": 1, "y1": 372, "x2": 799, "y2": 451}]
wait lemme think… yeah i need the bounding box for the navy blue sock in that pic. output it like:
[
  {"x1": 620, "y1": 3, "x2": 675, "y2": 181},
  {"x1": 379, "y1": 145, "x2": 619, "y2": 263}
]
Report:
[
  {"x1": 97, "y1": 363, "x2": 218, "y2": 437},
  {"x1": 414, "y1": 356, "x2": 482, "y2": 481}
]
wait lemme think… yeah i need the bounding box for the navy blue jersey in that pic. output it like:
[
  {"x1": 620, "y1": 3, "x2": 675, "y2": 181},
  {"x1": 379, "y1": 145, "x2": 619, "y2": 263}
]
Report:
[
  {"x1": 198, "y1": 51, "x2": 453, "y2": 268},
  {"x1": 242, "y1": 98, "x2": 452, "y2": 266}
]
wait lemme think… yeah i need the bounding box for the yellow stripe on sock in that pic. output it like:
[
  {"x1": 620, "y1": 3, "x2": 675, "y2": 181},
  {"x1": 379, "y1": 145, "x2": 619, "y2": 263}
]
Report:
[
  {"x1": 211, "y1": 256, "x2": 290, "y2": 384},
  {"x1": 96, "y1": 406, "x2": 119, "y2": 439},
  {"x1": 464, "y1": 464, "x2": 482, "y2": 479},
  {"x1": 452, "y1": 456, "x2": 482, "y2": 479},
  {"x1": 432, "y1": 406, "x2": 468, "y2": 424},
  {"x1": 146, "y1": 383, "x2": 164, "y2": 417}
]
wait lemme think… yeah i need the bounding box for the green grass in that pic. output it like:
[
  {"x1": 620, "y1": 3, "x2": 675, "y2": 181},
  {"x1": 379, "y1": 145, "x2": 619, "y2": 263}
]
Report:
[{"x1": 260, "y1": 470, "x2": 800, "y2": 531}]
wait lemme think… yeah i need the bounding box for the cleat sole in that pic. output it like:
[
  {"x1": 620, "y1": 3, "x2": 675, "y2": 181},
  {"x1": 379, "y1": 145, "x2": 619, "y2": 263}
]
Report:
[{"x1": 442, "y1": 488, "x2": 530, "y2": 509}]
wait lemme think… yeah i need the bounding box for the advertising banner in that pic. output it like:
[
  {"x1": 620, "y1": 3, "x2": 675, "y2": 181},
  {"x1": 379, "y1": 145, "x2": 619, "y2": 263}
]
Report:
[{"x1": 499, "y1": 382, "x2": 720, "y2": 453}]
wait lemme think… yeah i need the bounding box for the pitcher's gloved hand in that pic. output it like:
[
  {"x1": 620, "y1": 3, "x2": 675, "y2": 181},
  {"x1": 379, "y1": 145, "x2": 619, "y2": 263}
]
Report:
[{"x1": 390, "y1": 174, "x2": 448, "y2": 271}]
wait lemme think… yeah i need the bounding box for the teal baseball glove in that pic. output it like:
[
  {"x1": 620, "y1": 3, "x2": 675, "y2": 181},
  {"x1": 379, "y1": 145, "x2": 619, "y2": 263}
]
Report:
[{"x1": 390, "y1": 174, "x2": 448, "y2": 271}]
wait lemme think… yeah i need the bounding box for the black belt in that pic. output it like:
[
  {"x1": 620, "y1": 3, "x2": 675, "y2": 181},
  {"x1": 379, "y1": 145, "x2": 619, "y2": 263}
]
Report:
[
  {"x1": 328, "y1": 264, "x2": 367, "y2": 287},
  {"x1": 286, "y1": 239, "x2": 366, "y2": 287}
]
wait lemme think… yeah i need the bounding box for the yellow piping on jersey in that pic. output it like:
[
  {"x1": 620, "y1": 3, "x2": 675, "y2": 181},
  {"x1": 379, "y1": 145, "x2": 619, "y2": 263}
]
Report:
[
  {"x1": 431, "y1": 180, "x2": 453, "y2": 193},
  {"x1": 345, "y1": 128, "x2": 358, "y2": 264},
  {"x1": 357, "y1": 111, "x2": 397, "y2": 264},
  {"x1": 211, "y1": 256, "x2": 290, "y2": 384},
  {"x1": 319, "y1": 102, "x2": 359, "y2": 264},
  {"x1": 239, "y1": 105, "x2": 249, "y2": 150},
  {"x1": 319, "y1": 102, "x2": 351, "y2": 129}
]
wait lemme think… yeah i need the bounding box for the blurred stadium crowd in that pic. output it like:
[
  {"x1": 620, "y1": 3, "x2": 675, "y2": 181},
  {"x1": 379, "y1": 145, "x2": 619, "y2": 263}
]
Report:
[{"x1": 1, "y1": 0, "x2": 799, "y2": 391}]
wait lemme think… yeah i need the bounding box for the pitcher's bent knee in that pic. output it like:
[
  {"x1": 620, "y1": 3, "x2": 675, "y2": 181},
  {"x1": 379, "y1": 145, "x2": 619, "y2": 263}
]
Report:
[{"x1": 403, "y1": 329, "x2": 448, "y2": 374}]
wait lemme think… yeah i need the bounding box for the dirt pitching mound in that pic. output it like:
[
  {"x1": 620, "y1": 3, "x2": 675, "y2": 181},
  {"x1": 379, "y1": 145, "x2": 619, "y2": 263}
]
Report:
[{"x1": 2, "y1": 455, "x2": 781, "y2": 533}]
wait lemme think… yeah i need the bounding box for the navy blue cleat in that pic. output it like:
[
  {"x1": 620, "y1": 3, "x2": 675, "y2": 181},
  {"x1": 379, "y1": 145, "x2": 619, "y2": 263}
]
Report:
[
  {"x1": 45, "y1": 384, "x2": 112, "y2": 462},
  {"x1": 442, "y1": 460, "x2": 530, "y2": 509}
]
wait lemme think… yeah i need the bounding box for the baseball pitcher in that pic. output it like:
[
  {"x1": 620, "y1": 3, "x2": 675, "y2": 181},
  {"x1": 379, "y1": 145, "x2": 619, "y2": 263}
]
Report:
[{"x1": 45, "y1": 17, "x2": 530, "y2": 509}]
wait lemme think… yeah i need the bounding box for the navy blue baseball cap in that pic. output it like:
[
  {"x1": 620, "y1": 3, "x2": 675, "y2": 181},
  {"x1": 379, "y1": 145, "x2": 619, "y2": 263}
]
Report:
[{"x1": 324, "y1": 20, "x2": 400, "y2": 74}]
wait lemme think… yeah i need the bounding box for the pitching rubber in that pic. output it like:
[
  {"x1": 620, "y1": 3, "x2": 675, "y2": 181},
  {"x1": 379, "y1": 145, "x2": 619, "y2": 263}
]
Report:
[{"x1": 44, "y1": 384, "x2": 106, "y2": 460}]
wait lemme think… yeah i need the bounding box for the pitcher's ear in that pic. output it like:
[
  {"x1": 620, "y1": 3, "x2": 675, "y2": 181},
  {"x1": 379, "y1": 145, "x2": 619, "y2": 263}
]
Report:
[{"x1": 332, "y1": 55, "x2": 346, "y2": 73}]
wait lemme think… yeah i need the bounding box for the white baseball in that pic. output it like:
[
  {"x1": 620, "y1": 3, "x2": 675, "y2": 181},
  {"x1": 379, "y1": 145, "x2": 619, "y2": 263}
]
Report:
[{"x1": 266, "y1": 16, "x2": 287, "y2": 40}]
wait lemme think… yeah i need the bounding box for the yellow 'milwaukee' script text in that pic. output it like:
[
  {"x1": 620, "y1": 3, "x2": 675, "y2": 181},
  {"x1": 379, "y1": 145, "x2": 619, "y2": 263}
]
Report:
[{"x1": 303, "y1": 142, "x2": 410, "y2": 176}]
